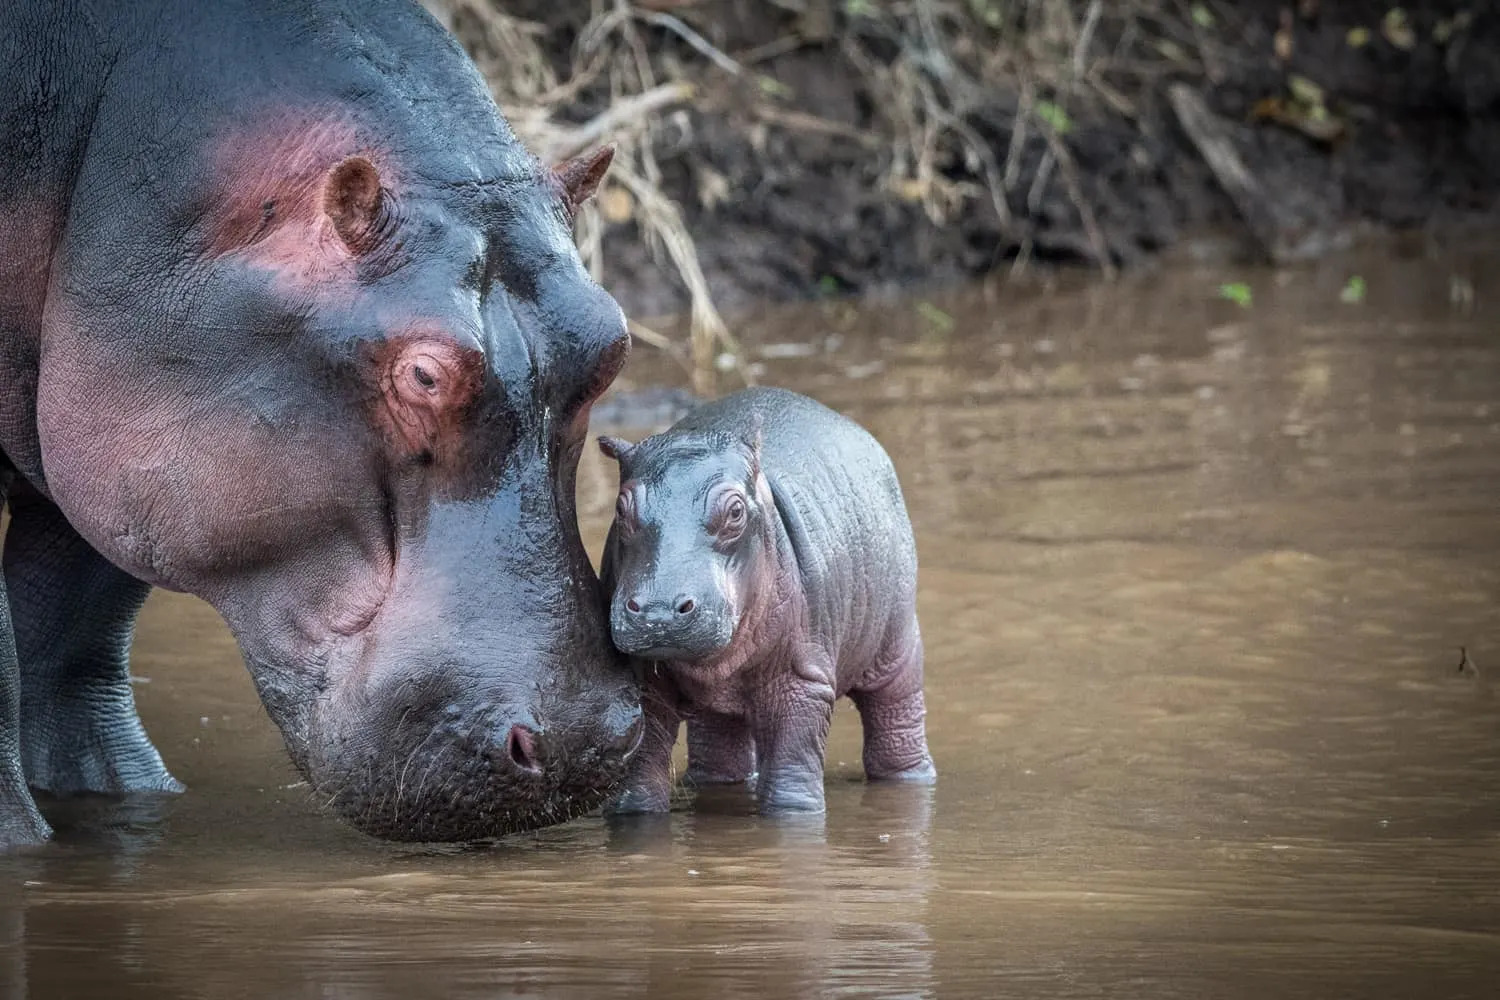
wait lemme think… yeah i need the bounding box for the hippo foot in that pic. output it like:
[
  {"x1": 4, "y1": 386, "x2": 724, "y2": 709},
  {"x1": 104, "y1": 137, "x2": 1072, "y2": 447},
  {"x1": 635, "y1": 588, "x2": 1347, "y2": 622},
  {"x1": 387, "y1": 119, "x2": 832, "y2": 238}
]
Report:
[
  {"x1": 755, "y1": 773, "x2": 827, "y2": 815},
  {"x1": 868, "y1": 756, "x2": 937, "y2": 785},
  {"x1": 603, "y1": 784, "x2": 671, "y2": 816},
  {"x1": 0, "y1": 810, "x2": 52, "y2": 848},
  {"x1": 24, "y1": 705, "x2": 183, "y2": 797},
  {"x1": 1, "y1": 776, "x2": 52, "y2": 848},
  {"x1": 757, "y1": 791, "x2": 827, "y2": 815},
  {"x1": 683, "y1": 766, "x2": 757, "y2": 788}
]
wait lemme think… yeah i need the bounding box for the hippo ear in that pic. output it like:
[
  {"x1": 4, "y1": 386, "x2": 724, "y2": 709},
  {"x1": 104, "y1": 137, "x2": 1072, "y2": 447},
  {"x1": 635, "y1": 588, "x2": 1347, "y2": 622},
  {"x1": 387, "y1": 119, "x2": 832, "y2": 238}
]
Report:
[
  {"x1": 743, "y1": 411, "x2": 764, "y2": 479},
  {"x1": 598, "y1": 435, "x2": 635, "y2": 465},
  {"x1": 324, "y1": 156, "x2": 385, "y2": 253},
  {"x1": 552, "y1": 145, "x2": 615, "y2": 219}
]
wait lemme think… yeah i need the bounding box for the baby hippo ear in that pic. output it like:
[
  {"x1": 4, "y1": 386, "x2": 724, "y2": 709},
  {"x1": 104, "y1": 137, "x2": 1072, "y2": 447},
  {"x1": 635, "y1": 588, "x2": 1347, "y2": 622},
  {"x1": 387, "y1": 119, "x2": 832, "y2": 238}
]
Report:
[
  {"x1": 598, "y1": 435, "x2": 635, "y2": 464},
  {"x1": 742, "y1": 411, "x2": 764, "y2": 478}
]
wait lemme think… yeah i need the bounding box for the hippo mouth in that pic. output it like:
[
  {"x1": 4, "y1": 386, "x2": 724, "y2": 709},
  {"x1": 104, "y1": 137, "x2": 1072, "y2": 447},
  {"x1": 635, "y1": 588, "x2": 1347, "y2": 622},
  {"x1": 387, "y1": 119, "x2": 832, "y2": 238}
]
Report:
[
  {"x1": 309, "y1": 729, "x2": 637, "y2": 842},
  {"x1": 248, "y1": 644, "x2": 644, "y2": 843},
  {"x1": 628, "y1": 645, "x2": 700, "y2": 663}
]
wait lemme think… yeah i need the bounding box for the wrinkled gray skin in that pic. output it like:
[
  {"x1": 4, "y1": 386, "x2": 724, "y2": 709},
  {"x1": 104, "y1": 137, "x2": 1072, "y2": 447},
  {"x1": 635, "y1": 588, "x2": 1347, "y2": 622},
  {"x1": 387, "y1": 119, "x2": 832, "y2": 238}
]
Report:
[
  {"x1": 0, "y1": 0, "x2": 642, "y2": 847},
  {"x1": 598, "y1": 388, "x2": 936, "y2": 814}
]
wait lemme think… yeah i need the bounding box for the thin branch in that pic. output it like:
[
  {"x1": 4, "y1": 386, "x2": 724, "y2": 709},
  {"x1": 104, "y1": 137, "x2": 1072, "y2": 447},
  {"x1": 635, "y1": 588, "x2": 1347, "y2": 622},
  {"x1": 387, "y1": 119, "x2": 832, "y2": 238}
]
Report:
[
  {"x1": 528, "y1": 81, "x2": 696, "y2": 161},
  {"x1": 640, "y1": 11, "x2": 743, "y2": 76}
]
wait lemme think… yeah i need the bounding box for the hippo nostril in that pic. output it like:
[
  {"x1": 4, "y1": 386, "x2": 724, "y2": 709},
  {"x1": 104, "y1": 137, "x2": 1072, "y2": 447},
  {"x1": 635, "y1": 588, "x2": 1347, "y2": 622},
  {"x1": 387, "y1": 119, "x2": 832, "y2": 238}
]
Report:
[
  {"x1": 626, "y1": 598, "x2": 642, "y2": 613},
  {"x1": 676, "y1": 597, "x2": 696, "y2": 615},
  {"x1": 506, "y1": 724, "x2": 542, "y2": 774}
]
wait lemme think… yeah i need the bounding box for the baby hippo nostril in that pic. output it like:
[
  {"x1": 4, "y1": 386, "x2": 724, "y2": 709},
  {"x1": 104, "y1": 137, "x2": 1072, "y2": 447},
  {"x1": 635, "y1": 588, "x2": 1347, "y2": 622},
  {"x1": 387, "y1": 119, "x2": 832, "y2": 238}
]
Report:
[
  {"x1": 506, "y1": 723, "x2": 543, "y2": 774},
  {"x1": 675, "y1": 597, "x2": 696, "y2": 616}
]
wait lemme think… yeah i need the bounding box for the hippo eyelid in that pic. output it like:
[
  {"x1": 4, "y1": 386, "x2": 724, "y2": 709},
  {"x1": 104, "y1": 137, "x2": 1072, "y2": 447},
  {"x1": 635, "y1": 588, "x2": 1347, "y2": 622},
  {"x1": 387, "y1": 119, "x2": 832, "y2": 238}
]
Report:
[{"x1": 705, "y1": 483, "x2": 750, "y2": 537}]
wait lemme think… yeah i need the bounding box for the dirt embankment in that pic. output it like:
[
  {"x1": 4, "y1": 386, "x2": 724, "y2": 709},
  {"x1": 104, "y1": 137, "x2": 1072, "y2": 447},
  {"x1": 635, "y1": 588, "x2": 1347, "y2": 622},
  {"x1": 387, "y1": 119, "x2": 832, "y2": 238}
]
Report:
[{"x1": 438, "y1": 1, "x2": 1500, "y2": 322}]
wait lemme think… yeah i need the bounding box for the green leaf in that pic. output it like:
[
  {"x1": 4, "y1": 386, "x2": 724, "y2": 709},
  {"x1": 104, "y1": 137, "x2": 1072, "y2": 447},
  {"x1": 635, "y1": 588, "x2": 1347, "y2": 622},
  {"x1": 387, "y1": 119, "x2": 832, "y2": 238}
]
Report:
[
  {"x1": 844, "y1": 0, "x2": 876, "y2": 18},
  {"x1": 916, "y1": 301, "x2": 955, "y2": 332},
  {"x1": 1340, "y1": 275, "x2": 1367, "y2": 304},
  {"x1": 1287, "y1": 74, "x2": 1325, "y2": 108},
  {"x1": 816, "y1": 275, "x2": 840, "y2": 296},
  {"x1": 967, "y1": 0, "x2": 1003, "y2": 28},
  {"x1": 1191, "y1": 4, "x2": 1215, "y2": 28},
  {"x1": 756, "y1": 75, "x2": 793, "y2": 99},
  {"x1": 1034, "y1": 100, "x2": 1072, "y2": 134},
  {"x1": 1218, "y1": 282, "x2": 1253, "y2": 308},
  {"x1": 1346, "y1": 26, "x2": 1372, "y2": 47}
]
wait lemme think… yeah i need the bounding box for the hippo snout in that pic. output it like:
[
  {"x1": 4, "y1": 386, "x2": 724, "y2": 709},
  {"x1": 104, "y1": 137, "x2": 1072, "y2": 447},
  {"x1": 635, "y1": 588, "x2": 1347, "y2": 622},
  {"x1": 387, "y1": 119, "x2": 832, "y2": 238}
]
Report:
[
  {"x1": 289, "y1": 582, "x2": 642, "y2": 844},
  {"x1": 611, "y1": 589, "x2": 735, "y2": 661}
]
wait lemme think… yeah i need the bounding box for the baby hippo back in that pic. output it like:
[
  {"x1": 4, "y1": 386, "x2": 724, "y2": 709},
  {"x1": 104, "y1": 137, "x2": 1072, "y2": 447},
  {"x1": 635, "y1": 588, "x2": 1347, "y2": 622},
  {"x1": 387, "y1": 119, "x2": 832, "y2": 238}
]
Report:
[{"x1": 673, "y1": 387, "x2": 918, "y2": 682}]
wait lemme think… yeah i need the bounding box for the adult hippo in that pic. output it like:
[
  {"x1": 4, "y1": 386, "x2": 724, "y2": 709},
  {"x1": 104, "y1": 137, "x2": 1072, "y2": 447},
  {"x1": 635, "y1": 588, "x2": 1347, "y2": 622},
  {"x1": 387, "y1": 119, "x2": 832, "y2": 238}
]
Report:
[{"x1": 0, "y1": 0, "x2": 641, "y2": 846}]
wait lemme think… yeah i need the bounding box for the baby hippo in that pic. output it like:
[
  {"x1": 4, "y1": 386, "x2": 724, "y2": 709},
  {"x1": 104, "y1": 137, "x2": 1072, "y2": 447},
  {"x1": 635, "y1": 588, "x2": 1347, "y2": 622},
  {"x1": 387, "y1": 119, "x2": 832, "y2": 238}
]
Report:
[{"x1": 598, "y1": 387, "x2": 935, "y2": 814}]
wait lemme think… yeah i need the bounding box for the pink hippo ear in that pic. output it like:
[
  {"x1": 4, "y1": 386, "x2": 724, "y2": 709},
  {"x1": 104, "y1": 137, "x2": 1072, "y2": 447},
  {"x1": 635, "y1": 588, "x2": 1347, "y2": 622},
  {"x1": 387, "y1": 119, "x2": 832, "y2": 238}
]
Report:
[
  {"x1": 552, "y1": 145, "x2": 615, "y2": 219},
  {"x1": 598, "y1": 435, "x2": 635, "y2": 465},
  {"x1": 324, "y1": 156, "x2": 385, "y2": 253}
]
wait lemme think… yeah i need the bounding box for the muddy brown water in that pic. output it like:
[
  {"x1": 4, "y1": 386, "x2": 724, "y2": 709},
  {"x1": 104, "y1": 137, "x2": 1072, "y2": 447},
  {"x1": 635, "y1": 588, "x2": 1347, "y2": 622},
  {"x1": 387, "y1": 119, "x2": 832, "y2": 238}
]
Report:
[{"x1": 4, "y1": 244, "x2": 1500, "y2": 999}]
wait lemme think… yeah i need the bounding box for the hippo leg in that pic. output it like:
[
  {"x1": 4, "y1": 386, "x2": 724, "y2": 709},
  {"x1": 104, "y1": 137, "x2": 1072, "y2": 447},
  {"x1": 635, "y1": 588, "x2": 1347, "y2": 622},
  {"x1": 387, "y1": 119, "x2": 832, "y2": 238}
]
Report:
[
  {"x1": 850, "y1": 627, "x2": 937, "y2": 783},
  {"x1": 2, "y1": 467, "x2": 51, "y2": 845},
  {"x1": 751, "y1": 667, "x2": 835, "y2": 814},
  {"x1": 4, "y1": 489, "x2": 182, "y2": 797},
  {"x1": 605, "y1": 672, "x2": 679, "y2": 815},
  {"x1": 684, "y1": 711, "x2": 756, "y2": 786}
]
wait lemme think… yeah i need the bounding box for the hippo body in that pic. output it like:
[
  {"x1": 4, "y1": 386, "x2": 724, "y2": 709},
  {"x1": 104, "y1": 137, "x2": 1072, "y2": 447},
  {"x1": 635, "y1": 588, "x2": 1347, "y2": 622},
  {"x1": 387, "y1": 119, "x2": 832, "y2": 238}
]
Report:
[
  {"x1": 599, "y1": 387, "x2": 936, "y2": 814},
  {"x1": 1, "y1": 0, "x2": 641, "y2": 846}
]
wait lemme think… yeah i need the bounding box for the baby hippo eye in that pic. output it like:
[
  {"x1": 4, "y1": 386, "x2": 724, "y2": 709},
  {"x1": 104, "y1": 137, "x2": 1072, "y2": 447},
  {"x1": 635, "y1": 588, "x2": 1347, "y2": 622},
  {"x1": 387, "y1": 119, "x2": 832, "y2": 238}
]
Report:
[
  {"x1": 411, "y1": 365, "x2": 436, "y2": 389},
  {"x1": 715, "y1": 493, "x2": 748, "y2": 539}
]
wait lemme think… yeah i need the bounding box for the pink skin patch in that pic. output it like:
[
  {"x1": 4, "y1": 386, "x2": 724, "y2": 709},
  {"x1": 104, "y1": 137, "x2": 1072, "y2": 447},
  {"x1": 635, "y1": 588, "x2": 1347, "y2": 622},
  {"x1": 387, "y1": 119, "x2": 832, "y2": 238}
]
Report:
[
  {"x1": 200, "y1": 111, "x2": 405, "y2": 297},
  {"x1": 370, "y1": 333, "x2": 486, "y2": 467}
]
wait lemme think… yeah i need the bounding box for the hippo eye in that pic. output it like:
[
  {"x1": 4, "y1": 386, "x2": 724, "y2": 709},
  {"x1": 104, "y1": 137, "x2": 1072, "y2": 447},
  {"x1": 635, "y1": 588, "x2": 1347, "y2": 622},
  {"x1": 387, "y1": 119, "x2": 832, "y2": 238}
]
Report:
[
  {"x1": 716, "y1": 494, "x2": 747, "y2": 539},
  {"x1": 615, "y1": 489, "x2": 637, "y2": 531},
  {"x1": 411, "y1": 365, "x2": 436, "y2": 390}
]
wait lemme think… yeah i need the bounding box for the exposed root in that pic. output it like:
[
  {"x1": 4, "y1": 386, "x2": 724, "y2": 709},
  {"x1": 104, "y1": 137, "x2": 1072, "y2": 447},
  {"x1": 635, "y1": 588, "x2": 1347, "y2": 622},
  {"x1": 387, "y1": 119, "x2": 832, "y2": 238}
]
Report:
[
  {"x1": 431, "y1": 0, "x2": 744, "y2": 393},
  {"x1": 429, "y1": 1, "x2": 1420, "y2": 374}
]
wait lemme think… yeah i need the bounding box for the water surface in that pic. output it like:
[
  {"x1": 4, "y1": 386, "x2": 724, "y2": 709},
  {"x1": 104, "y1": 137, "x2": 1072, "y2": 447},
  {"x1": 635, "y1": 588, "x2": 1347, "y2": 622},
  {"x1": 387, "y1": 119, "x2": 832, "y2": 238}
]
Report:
[{"x1": 4, "y1": 245, "x2": 1499, "y2": 998}]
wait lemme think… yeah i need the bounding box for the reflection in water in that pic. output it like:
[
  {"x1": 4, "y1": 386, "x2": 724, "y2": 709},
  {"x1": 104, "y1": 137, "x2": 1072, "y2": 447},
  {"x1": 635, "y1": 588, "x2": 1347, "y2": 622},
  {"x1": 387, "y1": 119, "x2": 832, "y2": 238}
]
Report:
[{"x1": 3, "y1": 245, "x2": 1500, "y2": 997}]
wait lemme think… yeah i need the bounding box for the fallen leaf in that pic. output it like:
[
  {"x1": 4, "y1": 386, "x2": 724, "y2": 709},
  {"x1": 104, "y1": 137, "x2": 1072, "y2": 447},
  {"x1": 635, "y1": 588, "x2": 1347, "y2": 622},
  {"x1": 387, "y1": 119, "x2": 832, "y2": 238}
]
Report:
[
  {"x1": 1382, "y1": 8, "x2": 1415, "y2": 50},
  {"x1": 916, "y1": 301, "x2": 955, "y2": 332},
  {"x1": 1274, "y1": 26, "x2": 1294, "y2": 61},
  {"x1": 1034, "y1": 100, "x2": 1073, "y2": 134},
  {"x1": 1287, "y1": 75, "x2": 1325, "y2": 107},
  {"x1": 1219, "y1": 282, "x2": 1253, "y2": 308},
  {"x1": 1274, "y1": 8, "x2": 1295, "y2": 61}
]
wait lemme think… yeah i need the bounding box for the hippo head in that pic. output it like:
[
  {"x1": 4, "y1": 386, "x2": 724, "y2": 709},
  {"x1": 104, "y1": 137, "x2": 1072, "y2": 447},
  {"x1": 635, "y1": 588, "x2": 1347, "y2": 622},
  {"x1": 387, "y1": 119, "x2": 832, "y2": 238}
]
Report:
[
  {"x1": 34, "y1": 111, "x2": 643, "y2": 840},
  {"x1": 597, "y1": 421, "x2": 774, "y2": 663}
]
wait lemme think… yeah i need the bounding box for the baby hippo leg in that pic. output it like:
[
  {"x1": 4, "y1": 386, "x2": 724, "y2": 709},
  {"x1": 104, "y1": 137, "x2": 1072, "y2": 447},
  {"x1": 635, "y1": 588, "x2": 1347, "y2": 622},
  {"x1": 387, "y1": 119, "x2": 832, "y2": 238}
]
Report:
[
  {"x1": 685, "y1": 711, "x2": 756, "y2": 786},
  {"x1": 750, "y1": 667, "x2": 835, "y2": 814},
  {"x1": 606, "y1": 674, "x2": 680, "y2": 815},
  {"x1": 850, "y1": 626, "x2": 937, "y2": 783}
]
